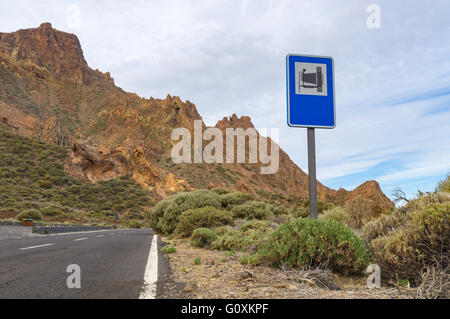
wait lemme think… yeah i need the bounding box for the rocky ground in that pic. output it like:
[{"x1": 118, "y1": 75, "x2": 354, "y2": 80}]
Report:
[{"x1": 159, "y1": 237, "x2": 416, "y2": 299}]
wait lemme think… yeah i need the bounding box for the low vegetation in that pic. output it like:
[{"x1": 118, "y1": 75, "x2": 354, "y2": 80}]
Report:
[
  {"x1": 190, "y1": 228, "x2": 217, "y2": 248},
  {"x1": 363, "y1": 188, "x2": 449, "y2": 288},
  {"x1": 16, "y1": 209, "x2": 43, "y2": 221},
  {"x1": 319, "y1": 206, "x2": 350, "y2": 225},
  {"x1": 259, "y1": 218, "x2": 369, "y2": 275},
  {"x1": 155, "y1": 174, "x2": 449, "y2": 299},
  {"x1": 147, "y1": 190, "x2": 223, "y2": 234},
  {"x1": 161, "y1": 245, "x2": 177, "y2": 254},
  {"x1": 176, "y1": 206, "x2": 234, "y2": 237},
  {"x1": 0, "y1": 125, "x2": 152, "y2": 226},
  {"x1": 212, "y1": 220, "x2": 275, "y2": 252},
  {"x1": 231, "y1": 201, "x2": 275, "y2": 220},
  {"x1": 437, "y1": 173, "x2": 450, "y2": 193}
]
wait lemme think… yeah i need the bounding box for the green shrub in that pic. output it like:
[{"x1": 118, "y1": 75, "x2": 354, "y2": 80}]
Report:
[
  {"x1": 320, "y1": 206, "x2": 350, "y2": 225},
  {"x1": 41, "y1": 205, "x2": 65, "y2": 217},
  {"x1": 194, "y1": 257, "x2": 201, "y2": 265},
  {"x1": 214, "y1": 226, "x2": 231, "y2": 236},
  {"x1": 38, "y1": 180, "x2": 53, "y2": 189},
  {"x1": 259, "y1": 218, "x2": 369, "y2": 275},
  {"x1": 219, "y1": 192, "x2": 252, "y2": 208},
  {"x1": 231, "y1": 201, "x2": 274, "y2": 220},
  {"x1": 190, "y1": 228, "x2": 217, "y2": 248},
  {"x1": 239, "y1": 220, "x2": 275, "y2": 233},
  {"x1": 239, "y1": 254, "x2": 261, "y2": 266},
  {"x1": 16, "y1": 209, "x2": 43, "y2": 221},
  {"x1": 288, "y1": 200, "x2": 335, "y2": 219},
  {"x1": 361, "y1": 212, "x2": 399, "y2": 246},
  {"x1": 149, "y1": 190, "x2": 222, "y2": 234},
  {"x1": 212, "y1": 229, "x2": 246, "y2": 251},
  {"x1": 211, "y1": 188, "x2": 230, "y2": 195},
  {"x1": 288, "y1": 206, "x2": 309, "y2": 218},
  {"x1": 161, "y1": 245, "x2": 177, "y2": 253},
  {"x1": 126, "y1": 220, "x2": 142, "y2": 229},
  {"x1": 213, "y1": 220, "x2": 274, "y2": 252},
  {"x1": 367, "y1": 202, "x2": 449, "y2": 284},
  {"x1": 176, "y1": 206, "x2": 234, "y2": 237},
  {"x1": 271, "y1": 205, "x2": 288, "y2": 216}
]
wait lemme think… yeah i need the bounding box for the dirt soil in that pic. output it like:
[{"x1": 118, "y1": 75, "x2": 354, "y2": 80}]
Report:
[{"x1": 159, "y1": 237, "x2": 416, "y2": 299}]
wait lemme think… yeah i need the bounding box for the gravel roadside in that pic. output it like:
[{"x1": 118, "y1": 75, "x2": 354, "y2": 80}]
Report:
[{"x1": 160, "y1": 237, "x2": 416, "y2": 299}]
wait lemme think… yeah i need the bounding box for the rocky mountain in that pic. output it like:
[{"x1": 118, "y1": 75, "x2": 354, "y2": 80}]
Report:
[{"x1": 0, "y1": 23, "x2": 393, "y2": 213}]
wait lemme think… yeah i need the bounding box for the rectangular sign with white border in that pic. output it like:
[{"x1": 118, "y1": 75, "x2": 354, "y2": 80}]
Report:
[{"x1": 286, "y1": 54, "x2": 336, "y2": 128}]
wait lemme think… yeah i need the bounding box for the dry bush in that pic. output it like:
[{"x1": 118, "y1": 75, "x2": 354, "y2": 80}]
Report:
[
  {"x1": 274, "y1": 265, "x2": 340, "y2": 290},
  {"x1": 319, "y1": 206, "x2": 350, "y2": 225},
  {"x1": 416, "y1": 265, "x2": 449, "y2": 299},
  {"x1": 361, "y1": 212, "x2": 402, "y2": 246},
  {"x1": 436, "y1": 174, "x2": 450, "y2": 193},
  {"x1": 397, "y1": 191, "x2": 450, "y2": 215},
  {"x1": 344, "y1": 196, "x2": 375, "y2": 229},
  {"x1": 367, "y1": 201, "x2": 449, "y2": 285}
]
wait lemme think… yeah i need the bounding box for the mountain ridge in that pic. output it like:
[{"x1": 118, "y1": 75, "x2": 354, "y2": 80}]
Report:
[{"x1": 0, "y1": 23, "x2": 393, "y2": 214}]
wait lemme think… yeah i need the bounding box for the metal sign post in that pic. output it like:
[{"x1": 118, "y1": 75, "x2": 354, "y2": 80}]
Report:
[
  {"x1": 286, "y1": 54, "x2": 335, "y2": 219},
  {"x1": 307, "y1": 128, "x2": 318, "y2": 218}
]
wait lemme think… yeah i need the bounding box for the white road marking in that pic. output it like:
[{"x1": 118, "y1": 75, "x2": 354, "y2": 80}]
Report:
[
  {"x1": 96, "y1": 235, "x2": 104, "y2": 238},
  {"x1": 42, "y1": 229, "x2": 114, "y2": 237},
  {"x1": 73, "y1": 237, "x2": 88, "y2": 241},
  {"x1": 20, "y1": 243, "x2": 54, "y2": 250},
  {"x1": 139, "y1": 235, "x2": 158, "y2": 299}
]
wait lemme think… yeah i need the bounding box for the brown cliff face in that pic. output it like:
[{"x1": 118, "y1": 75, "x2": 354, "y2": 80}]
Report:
[
  {"x1": 0, "y1": 23, "x2": 92, "y2": 84},
  {"x1": 0, "y1": 23, "x2": 393, "y2": 213}
]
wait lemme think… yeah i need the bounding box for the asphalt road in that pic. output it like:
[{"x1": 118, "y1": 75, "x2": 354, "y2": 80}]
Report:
[{"x1": 0, "y1": 229, "x2": 164, "y2": 298}]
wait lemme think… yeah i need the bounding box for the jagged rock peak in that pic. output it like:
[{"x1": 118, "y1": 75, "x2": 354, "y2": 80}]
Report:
[
  {"x1": 215, "y1": 114, "x2": 254, "y2": 130},
  {"x1": 38, "y1": 22, "x2": 53, "y2": 29},
  {"x1": 0, "y1": 22, "x2": 90, "y2": 83}
]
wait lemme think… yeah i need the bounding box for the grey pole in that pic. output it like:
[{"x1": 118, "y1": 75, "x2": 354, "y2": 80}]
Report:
[{"x1": 307, "y1": 128, "x2": 318, "y2": 219}]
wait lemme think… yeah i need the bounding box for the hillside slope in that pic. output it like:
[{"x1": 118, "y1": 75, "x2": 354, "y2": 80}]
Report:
[
  {"x1": 0, "y1": 124, "x2": 151, "y2": 225},
  {"x1": 0, "y1": 23, "x2": 393, "y2": 214}
]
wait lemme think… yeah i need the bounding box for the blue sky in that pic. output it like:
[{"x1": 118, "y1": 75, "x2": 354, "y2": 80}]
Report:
[{"x1": 1, "y1": 0, "x2": 449, "y2": 200}]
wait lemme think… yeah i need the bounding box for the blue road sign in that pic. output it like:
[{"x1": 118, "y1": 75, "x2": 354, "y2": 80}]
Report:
[{"x1": 286, "y1": 54, "x2": 335, "y2": 128}]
